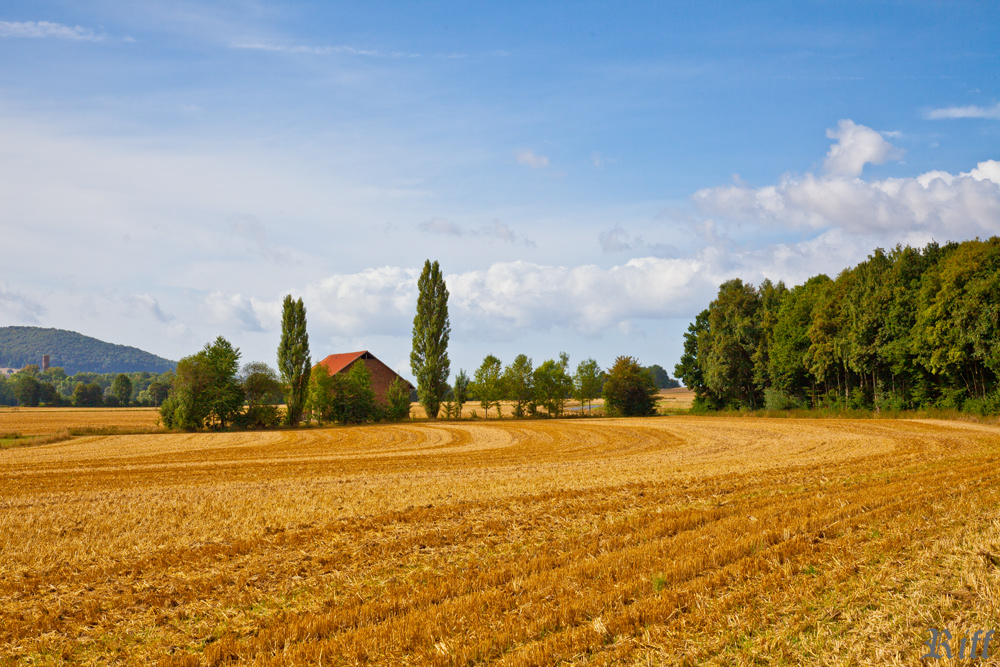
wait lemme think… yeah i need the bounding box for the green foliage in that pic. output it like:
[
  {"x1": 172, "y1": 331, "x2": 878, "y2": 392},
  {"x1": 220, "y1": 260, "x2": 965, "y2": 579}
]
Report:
[
  {"x1": 240, "y1": 362, "x2": 283, "y2": 429},
  {"x1": 603, "y1": 356, "x2": 658, "y2": 417},
  {"x1": 147, "y1": 380, "x2": 170, "y2": 407},
  {"x1": 645, "y1": 364, "x2": 679, "y2": 389},
  {"x1": 73, "y1": 383, "x2": 103, "y2": 407},
  {"x1": 533, "y1": 352, "x2": 573, "y2": 417},
  {"x1": 763, "y1": 387, "x2": 804, "y2": 411},
  {"x1": 112, "y1": 374, "x2": 133, "y2": 406},
  {"x1": 306, "y1": 361, "x2": 379, "y2": 424},
  {"x1": 0, "y1": 376, "x2": 14, "y2": 406},
  {"x1": 161, "y1": 337, "x2": 243, "y2": 430},
  {"x1": 574, "y1": 358, "x2": 605, "y2": 412},
  {"x1": 14, "y1": 373, "x2": 41, "y2": 407},
  {"x1": 0, "y1": 326, "x2": 176, "y2": 375},
  {"x1": 452, "y1": 369, "x2": 470, "y2": 416},
  {"x1": 306, "y1": 364, "x2": 338, "y2": 424},
  {"x1": 278, "y1": 295, "x2": 311, "y2": 426},
  {"x1": 502, "y1": 354, "x2": 535, "y2": 417},
  {"x1": 335, "y1": 362, "x2": 378, "y2": 424},
  {"x1": 411, "y1": 259, "x2": 451, "y2": 420},
  {"x1": 681, "y1": 238, "x2": 1000, "y2": 413},
  {"x1": 384, "y1": 377, "x2": 412, "y2": 421},
  {"x1": 472, "y1": 354, "x2": 503, "y2": 418}
]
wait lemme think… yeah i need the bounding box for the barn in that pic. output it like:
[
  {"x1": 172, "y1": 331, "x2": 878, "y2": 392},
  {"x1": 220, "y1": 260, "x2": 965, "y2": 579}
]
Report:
[{"x1": 313, "y1": 351, "x2": 414, "y2": 404}]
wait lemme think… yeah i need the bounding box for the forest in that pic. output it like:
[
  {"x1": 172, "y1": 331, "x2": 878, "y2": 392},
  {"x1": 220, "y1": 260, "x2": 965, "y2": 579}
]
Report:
[
  {"x1": 0, "y1": 327, "x2": 176, "y2": 375},
  {"x1": 674, "y1": 237, "x2": 1000, "y2": 413},
  {"x1": 0, "y1": 367, "x2": 173, "y2": 407}
]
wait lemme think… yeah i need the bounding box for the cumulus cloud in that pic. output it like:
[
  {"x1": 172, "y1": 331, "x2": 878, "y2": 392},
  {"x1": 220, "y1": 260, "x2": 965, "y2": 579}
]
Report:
[
  {"x1": 823, "y1": 119, "x2": 904, "y2": 177},
  {"x1": 417, "y1": 218, "x2": 535, "y2": 246},
  {"x1": 302, "y1": 266, "x2": 419, "y2": 337},
  {"x1": 926, "y1": 102, "x2": 1000, "y2": 120},
  {"x1": 0, "y1": 20, "x2": 104, "y2": 41},
  {"x1": 202, "y1": 292, "x2": 265, "y2": 332},
  {"x1": 0, "y1": 284, "x2": 45, "y2": 323},
  {"x1": 515, "y1": 149, "x2": 550, "y2": 169},
  {"x1": 287, "y1": 258, "x2": 725, "y2": 341},
  {"x1": 693, "y1": 120, "x2": 1000, "y2": 237}
]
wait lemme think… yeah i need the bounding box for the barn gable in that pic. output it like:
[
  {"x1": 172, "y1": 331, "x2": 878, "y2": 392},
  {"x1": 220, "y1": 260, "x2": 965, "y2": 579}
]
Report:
[{"x1": 313, "y1": 351, "x2": 413, "y2": 404}]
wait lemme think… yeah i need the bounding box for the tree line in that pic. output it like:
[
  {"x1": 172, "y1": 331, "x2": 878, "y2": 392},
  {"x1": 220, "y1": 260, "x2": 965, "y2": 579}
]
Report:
[
  {"x1": 437, "y1": 353, "x2": 663, "y2": 418},
  {"x1": 0, "y1": 366, "x2": 172, "y2": 408},
  {"x1": 4, "y1": 260, "x2": 678, "y2": 426},
  {"x1": 675, "y1": 237, "x2": 1000, "y2": 413}
]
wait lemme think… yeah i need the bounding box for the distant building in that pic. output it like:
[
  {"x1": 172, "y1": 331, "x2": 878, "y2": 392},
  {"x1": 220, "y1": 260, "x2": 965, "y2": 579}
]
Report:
[
  {"x1": 42, "y1": 355, "x2": 50, "y2": 371},
  {"x1": 313, "y1": 351, "x2": 414, "y2": 404},
  {"x1": 0, "y1": 368, "x2": 17, "y2": 378}
]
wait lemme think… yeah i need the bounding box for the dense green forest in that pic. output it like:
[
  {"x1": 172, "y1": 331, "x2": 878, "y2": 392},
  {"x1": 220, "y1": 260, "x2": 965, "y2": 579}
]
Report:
[
  {"x1": 0, "y1": 366, "x2": 174, "y2": 407},
  {"x1": 0, "y1": 327, "x2": 176, "y2": 375},
  {"x1": 675, "y1": 237, "x2": 1000, "y2": 414}
]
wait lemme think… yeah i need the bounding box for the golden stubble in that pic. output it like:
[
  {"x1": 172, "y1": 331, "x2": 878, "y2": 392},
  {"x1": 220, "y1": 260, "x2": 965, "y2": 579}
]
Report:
[{"x1": 1, "y1": 416, "x2": 998, "y2": 665}]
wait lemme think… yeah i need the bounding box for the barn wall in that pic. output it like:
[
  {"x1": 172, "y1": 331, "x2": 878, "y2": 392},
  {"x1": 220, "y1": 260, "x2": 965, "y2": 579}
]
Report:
[{"x1": 343, "y1": 357, "x2": 407, "y2": 405}]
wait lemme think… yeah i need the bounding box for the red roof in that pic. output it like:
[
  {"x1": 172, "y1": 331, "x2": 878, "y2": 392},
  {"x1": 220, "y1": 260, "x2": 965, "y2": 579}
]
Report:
[{"x1": 314, "y1": 351, "x2": 372, "y2": 375}]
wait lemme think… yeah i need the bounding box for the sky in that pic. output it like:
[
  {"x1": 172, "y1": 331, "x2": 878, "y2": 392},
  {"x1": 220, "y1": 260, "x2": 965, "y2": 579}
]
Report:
[{"x1": 1, "y1": 1, "x2": 999, "y2": 381}]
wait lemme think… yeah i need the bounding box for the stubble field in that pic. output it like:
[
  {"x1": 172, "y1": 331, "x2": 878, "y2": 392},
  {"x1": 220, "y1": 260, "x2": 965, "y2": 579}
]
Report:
[{"x1": 1, "y1": 410, "x2": 998, "y2": 665}]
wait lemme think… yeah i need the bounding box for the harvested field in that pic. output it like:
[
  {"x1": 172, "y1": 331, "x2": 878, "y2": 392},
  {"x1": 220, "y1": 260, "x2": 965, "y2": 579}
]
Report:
[
  {"x1": 1, "y1": 417, "x2": 999, "y2": 665},
  {"x1": 0, "y1": 407, "x2": 162, "y2": 436}
]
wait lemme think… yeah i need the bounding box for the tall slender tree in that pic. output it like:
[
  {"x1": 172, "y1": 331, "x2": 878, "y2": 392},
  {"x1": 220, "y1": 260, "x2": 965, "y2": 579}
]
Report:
[
  {"x1": 278, "y1": 295, "x2": 311, "y2": 426},
  {"x1": 411, "y1": 260, "x2": 451, "y2": 419}
]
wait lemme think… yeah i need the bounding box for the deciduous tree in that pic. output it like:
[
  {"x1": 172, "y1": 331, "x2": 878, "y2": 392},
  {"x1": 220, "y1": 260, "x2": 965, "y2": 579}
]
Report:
[
  {"x1": 603, "y1": 356, "x2": 658, "y2": 417},
  {"x1": 472, "y1": 355, "x2": 502, "y2": 418},
  {"x1": 278, "y1": 295, "x2": 311, "y2": 426},
  {"x1": 411, "y1": 260, "x2": 451, "y2": 419},
  {"x1": 574, "y1": 358, "x2": 604, "y2": 412},
  {"x1": 533, "y1": 353, "x2": 573, "y2": 417},
  {"x1": 112, "y1": 373, "x2": 132, "y2": 406},
  {"x1": 502, "y1": 354, "x2": 535, "y2": 417}
]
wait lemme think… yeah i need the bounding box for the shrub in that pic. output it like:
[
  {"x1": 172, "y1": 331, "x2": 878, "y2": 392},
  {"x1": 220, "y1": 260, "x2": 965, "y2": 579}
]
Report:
[
  {"x1": 602, "y1": 356, "x2": 658, "y2": 417},
  {"x1": 763, "y1": 388, "x2": 804, "y2": 411}
]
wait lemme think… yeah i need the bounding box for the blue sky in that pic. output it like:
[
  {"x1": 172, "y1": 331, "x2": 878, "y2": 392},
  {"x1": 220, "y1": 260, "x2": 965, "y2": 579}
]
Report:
[{"x1": 1, "y1": 1, "x2": 998, "y2": 380}]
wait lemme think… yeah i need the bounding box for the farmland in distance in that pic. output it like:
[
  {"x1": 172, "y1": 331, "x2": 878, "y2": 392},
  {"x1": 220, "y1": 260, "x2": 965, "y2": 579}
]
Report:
[{"x1": 1, "y1": 413, "x2": 999, "y2": 665}]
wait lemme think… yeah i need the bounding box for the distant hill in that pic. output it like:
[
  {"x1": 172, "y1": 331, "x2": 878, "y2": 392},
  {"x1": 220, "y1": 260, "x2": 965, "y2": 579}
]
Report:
[{"x1": 0, "y1": 327, "x2": 177, "y2": 375}]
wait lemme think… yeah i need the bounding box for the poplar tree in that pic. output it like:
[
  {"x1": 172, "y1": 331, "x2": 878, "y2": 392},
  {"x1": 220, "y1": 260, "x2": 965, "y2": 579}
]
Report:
[
  {"x1": 278, "y1": 295, "x2": 311, "y2": 426},
  {"x1": 410, "y1": 260, "x2": 451, "y2": 419}
]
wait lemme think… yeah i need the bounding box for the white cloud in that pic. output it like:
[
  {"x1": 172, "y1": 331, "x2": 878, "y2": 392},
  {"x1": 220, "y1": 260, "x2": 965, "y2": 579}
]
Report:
[
  {"x1": 303, "y1": 267, "x2": 419, "y2": 337},
  {"x1": 823, "y1": 119, "x2": 904, "y2": 177},
  {"x1": 479, "y1": 221, "x2": 536, "y2": 247},
  {"x1": 417, "y1": 218, "x2": 535, "y2": 246},
  {"x1": 0, "y1": 20, "x2": 104, "y2": 41},
  {"x1": 692, "y1": 121, "x2": 1000, "y2": 237},
  {"x1": 202, "y1": 292, "x2": 265, "y2": 332},
  {"x1": 418, "y1": 217, "x2": 464, "y2": 235},
  {"x1": 515, "y1": 149, "x2": 550, "y2": 169},
  {"x1": 598, "y1": 224, "x2": 675, "y2": 256},
  {"x1": 694, "y1": 160, "x2": 1000, "y2": 236},
  {"x1": 926, "y1": 102, "x2": 1000, "y2": 120},
  {"x1": 0, "y1": 284, "x2": 46, "y2": 323},
  {"x1": 288, "y1": 258, "x2": 718, "y2": 341},
  {"x1": 125, "y1": 293, "x2": 174, "y2": 323}
]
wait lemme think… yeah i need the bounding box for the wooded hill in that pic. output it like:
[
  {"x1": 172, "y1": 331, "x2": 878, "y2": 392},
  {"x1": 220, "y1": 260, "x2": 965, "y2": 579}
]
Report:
[
  {"x1": 0, "y1": 327, "x2": 177, "y2": 375},
  {"x1": 675, "y1": 237, "x2": 1000, "y2": 413}
]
